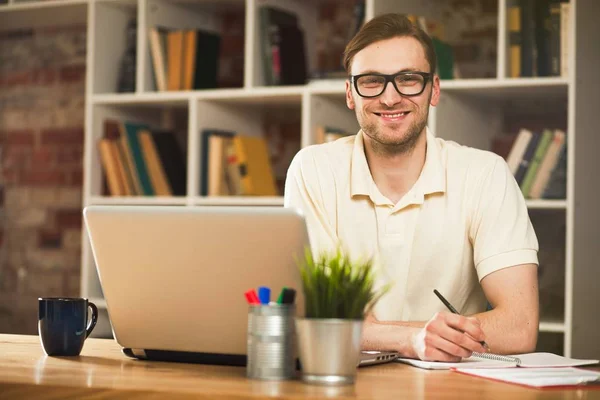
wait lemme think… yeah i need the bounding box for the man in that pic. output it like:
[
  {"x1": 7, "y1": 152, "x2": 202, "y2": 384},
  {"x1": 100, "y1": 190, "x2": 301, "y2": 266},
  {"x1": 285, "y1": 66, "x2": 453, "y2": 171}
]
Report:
[{"x1": 284, "y1": 14, "x2": 539, "y2": 362}]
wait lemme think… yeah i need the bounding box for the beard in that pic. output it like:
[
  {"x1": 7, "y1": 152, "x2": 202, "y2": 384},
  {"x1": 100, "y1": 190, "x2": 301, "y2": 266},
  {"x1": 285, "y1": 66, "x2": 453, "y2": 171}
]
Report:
[{"x1": 355, "y1": 94, "x2": 431, "y2": 156}]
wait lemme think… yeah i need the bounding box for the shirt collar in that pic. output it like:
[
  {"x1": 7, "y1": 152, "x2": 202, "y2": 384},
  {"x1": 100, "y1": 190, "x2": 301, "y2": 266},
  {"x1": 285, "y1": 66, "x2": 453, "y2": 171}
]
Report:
[{"x1": 350, "y1": 128, "x2": 446, "y2": 205}]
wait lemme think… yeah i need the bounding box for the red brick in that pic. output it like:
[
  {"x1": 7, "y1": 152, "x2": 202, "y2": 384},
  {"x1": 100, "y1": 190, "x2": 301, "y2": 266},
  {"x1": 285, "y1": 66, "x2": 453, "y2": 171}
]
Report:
[
  {"x1": 59, "y1": 64, "x2": 86, "y2": 83},
  {"x1": 56, "y1": 209, "x2": 82, "y2": 229},
  {"x1": 2, "y1": 146, "x2": 30, "y2": 169},
  {"x1": 56, "y1": 147, "x2": 83, "y2": 164},
  {"x1": 0, "y1": 71, "x2": 31, "y2": 87},
  {"x1": 40, "y1": 127, "x2": 83, "y2": 146},
  {"x1": 0, "y1": 130, "x2": 35, "y2": 146},
  {"x1": 2, "y1": 170, "x2": 20, "y2": 184},
  {"x1": 38, "y1": 229, "x2": 62, "y2": 249},
  {"x1": 31, "y1": 68, "x2": 58, "y2": 86},
  {"x1": 31, "y1": 148, "x2": 55, "y2": 167},
  {"x1": 20, "y1": 169, "x2": 68, "y2": 186},
  {"x1": 70, "y1": 169, "x2": 83, "y2": 186}
]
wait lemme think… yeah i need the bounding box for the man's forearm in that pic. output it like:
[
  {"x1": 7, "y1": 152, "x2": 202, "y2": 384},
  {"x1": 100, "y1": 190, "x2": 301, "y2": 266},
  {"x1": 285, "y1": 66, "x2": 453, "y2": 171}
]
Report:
[
  {"x1": 471, "y1": 306, "x2": 538, "y2": 355},
  {"x1": 361, "y1": 319, "x2": 426, "y2": 358}
]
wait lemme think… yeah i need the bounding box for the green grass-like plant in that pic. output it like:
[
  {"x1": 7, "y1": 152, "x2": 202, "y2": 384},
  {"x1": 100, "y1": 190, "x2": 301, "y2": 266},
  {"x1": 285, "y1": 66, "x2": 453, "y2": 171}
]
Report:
[{"x1": 297, "y1": 247, "x2": 390, "y2": 319}]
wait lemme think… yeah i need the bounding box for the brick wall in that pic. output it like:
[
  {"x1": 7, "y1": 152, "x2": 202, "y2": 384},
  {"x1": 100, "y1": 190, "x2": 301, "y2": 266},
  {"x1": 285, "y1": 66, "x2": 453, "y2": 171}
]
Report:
[{"x1": 0, "y1": 25, "x2": 86, "y2": 334}]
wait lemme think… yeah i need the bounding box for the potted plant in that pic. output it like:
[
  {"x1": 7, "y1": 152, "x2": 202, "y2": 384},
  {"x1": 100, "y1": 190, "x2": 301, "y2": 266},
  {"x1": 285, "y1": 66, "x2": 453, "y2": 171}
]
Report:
[{"x1": 295, "y1": 248, "x2": 389, "y2": 385}]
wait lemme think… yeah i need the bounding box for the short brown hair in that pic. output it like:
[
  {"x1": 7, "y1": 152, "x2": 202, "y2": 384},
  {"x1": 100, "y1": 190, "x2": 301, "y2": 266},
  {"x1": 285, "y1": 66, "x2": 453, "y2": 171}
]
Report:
[{"x1": 343, "y1": 13, "x2": 437, "y2": 75}]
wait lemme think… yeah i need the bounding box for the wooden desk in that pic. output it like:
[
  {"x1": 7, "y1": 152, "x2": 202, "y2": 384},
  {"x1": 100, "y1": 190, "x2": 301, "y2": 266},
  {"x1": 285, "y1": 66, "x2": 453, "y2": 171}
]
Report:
[{"x1": 1, "y1": 334, "x2": 598, "y2": 399}]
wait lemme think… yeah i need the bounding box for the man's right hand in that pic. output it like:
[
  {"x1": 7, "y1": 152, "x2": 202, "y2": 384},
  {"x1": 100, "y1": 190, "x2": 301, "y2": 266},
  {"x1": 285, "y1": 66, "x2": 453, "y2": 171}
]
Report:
[{"x1": 412, "y1": 311, "x2": 487, "y2": 362}]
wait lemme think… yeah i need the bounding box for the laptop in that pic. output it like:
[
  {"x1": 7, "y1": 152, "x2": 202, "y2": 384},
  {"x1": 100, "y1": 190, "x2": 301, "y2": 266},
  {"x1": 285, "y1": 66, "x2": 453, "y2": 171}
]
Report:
[{"x1": 83, "y1": 205, "x2": 398, "y2": 367}]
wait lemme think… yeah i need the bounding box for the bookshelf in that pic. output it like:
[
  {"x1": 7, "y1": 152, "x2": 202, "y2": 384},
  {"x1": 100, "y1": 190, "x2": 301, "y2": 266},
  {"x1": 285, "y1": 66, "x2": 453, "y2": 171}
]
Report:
[{"x1": 2, "y1": 0, "x2": 598, "y2": 359}]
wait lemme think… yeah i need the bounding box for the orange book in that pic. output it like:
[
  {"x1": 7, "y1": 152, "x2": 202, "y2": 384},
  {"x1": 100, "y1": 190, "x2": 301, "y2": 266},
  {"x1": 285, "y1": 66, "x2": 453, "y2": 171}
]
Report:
[
  {"x1": 167, "y1": 30, "x2": 184, "y2": 91},
  {"x1": 98, "y1": 138, "x2": 125, "y2": 196},
  {"x1": 182, "y1": 30, "x2": 197, "y2": 91}
]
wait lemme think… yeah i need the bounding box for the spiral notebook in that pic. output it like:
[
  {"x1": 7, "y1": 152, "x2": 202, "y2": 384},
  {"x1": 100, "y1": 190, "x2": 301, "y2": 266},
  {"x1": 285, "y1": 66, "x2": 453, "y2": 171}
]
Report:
[{"x1": 396, "y1": 352, "x2": 599, "y2": 370}]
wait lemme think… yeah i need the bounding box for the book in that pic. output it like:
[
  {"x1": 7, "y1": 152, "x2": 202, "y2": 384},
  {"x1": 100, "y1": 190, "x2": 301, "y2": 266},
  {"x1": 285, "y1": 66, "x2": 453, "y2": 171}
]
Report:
[
  {"x1": 182, "y1": 30, "x2": 197, "y2": 91},
  {"x1": 514, "y1": 131, "x2": 541, "y2": 185},
  {"x1": 200, "y1": 129, "x2": 235, "y2": 196},
  {"x1": 542, "y1": 142, "x2": 567, "y2": 199},
  {"x1": 138, "y1": 130, "x2": 172, "y2": 196},
  {"x1": 453, "y1": 367, "x2": 600, "y2": 389},
  {"x1": 507, "y1": 0, "x2": 522, "y2": 78},
  {"x1": 98, "y1": 138, "x2": 125, "y2": 196},
  {"x1": 529, "y1": 129, "x2": 566, "y2": 199},
  {"x1": 207, "y1": 135, "x2": 229, "y2": 196},
  {"x1": 167, "y1": 30, "x2": 184, "y2": 91},
  {"x1": 505, "y1": 128, "x2": 533, "y2": 175},
  {"x1": 520, "y1": 129, "x2": 554, "y2": 198},
  {"x1": 193, "y1": 30, "x2": 221, "y2": 89},
  {"x1": 149, "y1": 130, "x2": 187, "y2": 196},
  {"x1": 148, "y1": 26, "x2": 168, "y2": 92},
  {"x1": 122, "y1": 121, "x2": 154, "y2": 196},
  {"x1": 104, "y1": 119, "x2": 136, "y2": 195},
  {"x1": 232, "y1": 135, "x2": 277, "y2": 196},
  {"x1": 520, "y1": 0, "x2": 535, "y2": 77},
  {"x1": 396, "y1": 352, "x2": 599, "y2": 371}
]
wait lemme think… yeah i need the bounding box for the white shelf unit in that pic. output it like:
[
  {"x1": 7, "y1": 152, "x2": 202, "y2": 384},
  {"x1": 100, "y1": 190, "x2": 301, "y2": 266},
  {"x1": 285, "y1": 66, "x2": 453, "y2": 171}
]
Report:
[{"x1": 2, "y1": 0, "x2": 598, "y2": 357}]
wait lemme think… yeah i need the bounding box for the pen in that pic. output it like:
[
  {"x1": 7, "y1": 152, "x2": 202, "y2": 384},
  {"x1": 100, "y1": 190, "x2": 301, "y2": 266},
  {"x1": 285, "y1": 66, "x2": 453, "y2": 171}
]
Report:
[
  {"x1": 244, "y1": 289, "x2": 260, "y2": 305},
  {"x1": 433, "y1": 289, "x2": 490, "y2": 351},
  {"x1": 280, "y1": 288, "x2": 296, "y2": 305},
  {"x1": 276, "y1": 287, "x2": 288, "y2": 304},
  {"x1": 258, "y1": 286, "x2": 271, "y2": 305}
]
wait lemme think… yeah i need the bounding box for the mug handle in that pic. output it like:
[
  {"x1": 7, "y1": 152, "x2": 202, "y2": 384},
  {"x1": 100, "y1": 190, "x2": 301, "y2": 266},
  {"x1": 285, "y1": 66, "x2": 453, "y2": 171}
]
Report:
[{"x1": 86, "y1": 302, "x2": 99, "y2": 338}]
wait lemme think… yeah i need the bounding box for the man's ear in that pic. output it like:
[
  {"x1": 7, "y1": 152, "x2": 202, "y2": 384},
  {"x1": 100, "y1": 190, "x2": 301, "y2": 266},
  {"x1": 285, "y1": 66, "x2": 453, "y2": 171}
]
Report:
[
  {"x1": 430, "y1": 74, "x2": 440, "y2": 107},
  {"x1": 345, "y1": 80, "x2": 355, "y2": 110}
]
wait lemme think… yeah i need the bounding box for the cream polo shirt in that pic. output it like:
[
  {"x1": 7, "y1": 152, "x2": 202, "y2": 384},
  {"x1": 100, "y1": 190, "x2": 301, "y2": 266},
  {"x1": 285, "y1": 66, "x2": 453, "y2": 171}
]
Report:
[{"x1": 284, "y1": 129, "x2": 539, "y2": 322}]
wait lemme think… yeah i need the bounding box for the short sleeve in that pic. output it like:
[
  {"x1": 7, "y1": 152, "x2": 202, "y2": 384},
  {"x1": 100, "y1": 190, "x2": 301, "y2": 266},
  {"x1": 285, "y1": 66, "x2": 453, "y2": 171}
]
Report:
[{"x1": 469, "y1": 157, "x2": 539, "y2": 281}]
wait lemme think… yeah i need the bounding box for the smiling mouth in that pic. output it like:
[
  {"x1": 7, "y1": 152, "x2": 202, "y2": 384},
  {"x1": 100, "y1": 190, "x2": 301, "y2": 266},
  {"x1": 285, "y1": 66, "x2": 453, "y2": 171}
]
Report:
[{"x1": 375, "y1": 111, "x2": 410, "y2": 118}]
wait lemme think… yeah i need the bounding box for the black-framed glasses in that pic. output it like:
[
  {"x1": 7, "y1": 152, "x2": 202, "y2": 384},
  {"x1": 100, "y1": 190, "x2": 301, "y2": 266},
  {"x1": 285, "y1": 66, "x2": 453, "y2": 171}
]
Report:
[{"x1": 350, "y1": 71, "x2": 432, "y2": 98}]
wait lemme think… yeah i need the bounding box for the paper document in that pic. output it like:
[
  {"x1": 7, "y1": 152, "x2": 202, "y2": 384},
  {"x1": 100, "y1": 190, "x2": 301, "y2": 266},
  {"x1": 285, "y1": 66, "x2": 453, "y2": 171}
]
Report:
[
  {"x1": 453, "y1": 367, "x2": 600, "y2": 388},
  {"x1": 396, "y1": 352, "x2": 599, "y2": 370}
]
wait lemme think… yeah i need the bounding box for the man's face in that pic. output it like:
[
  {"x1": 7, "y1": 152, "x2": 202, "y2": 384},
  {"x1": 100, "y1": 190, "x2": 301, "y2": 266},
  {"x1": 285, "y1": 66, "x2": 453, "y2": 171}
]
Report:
[{"x1": 345, "y1": 36, "x2": 440, "y2": 152}]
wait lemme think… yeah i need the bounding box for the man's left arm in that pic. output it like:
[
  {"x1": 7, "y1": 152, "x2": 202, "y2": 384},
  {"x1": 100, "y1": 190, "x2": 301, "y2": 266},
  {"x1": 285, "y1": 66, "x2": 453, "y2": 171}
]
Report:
[
  {"x1": 468, "y1": 156, "x2": 540, "y2": 355},
  {"x1": 471, "y1": 263, "x2": 539, "y2": 354}
]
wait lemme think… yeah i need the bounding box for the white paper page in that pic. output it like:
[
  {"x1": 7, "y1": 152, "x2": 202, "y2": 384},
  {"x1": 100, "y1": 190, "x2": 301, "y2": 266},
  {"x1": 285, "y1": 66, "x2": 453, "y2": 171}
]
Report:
[
  {"x1": 510, "y1": 352, "x2": 600, "y2": 368},
  {"x1": 396, "y1": 357, "x2": 516, "y2": 370},
  {"x1": 454, "y1": 367, "x2": 600, "y2": 388}
]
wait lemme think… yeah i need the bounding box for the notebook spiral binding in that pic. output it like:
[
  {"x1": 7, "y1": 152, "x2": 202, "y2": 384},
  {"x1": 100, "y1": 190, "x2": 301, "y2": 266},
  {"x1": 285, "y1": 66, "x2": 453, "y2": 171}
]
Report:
[{"x1": 472, "y1": 352, "x2": 522, "y2": 365}]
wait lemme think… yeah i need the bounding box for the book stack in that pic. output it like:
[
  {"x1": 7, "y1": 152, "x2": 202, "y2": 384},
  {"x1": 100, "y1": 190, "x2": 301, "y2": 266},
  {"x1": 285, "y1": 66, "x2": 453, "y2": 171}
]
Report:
[
  {"x1": 259, "y1": 6, "x2": 307, "y2": 86},
  {"x1": 199, "y1": 130, "x2": 278, "y2": 197},
  {"x1": 98, "y1": 120, "x2": 187, "y2": 196},
  {"x1": 148, "y1": 27, "x2": 221, "y2": 91},
  {"x1": 500, "y1": 128, "x2": 567, "y2": 199},
  {"x1": 507, "y1": 0, "x2": 571, "y2": 78}
]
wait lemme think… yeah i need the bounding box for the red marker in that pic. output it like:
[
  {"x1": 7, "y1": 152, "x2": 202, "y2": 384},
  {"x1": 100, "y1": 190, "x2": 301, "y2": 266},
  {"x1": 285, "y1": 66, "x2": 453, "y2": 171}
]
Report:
[{"x1": 244, "y1": 289, "x2": 260, "y2": 305}]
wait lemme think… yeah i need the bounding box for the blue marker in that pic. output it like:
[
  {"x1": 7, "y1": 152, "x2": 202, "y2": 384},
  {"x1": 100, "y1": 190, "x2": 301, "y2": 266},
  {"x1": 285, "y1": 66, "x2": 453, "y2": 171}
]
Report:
[{"x1": 258, "y1": 286, "x2": 271, "y2": 305}]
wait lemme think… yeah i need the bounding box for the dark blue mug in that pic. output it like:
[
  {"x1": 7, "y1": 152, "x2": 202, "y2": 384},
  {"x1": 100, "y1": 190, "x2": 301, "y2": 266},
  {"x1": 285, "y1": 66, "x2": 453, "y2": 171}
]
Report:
[{"x1": 38, "y1": 297, "x2": 98, "y2": 356}]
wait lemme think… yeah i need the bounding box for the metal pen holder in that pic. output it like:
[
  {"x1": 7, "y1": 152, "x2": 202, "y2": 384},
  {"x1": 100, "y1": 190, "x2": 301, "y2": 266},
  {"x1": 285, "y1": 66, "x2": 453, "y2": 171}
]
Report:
[{"x1": 246, "y1": 304, "x2": 296, "y2": 380}]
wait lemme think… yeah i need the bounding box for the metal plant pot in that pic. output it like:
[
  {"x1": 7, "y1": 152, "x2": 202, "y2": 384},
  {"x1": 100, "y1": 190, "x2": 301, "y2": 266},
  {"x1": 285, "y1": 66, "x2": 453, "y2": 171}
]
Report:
[{"x1": 295, "y1": 318, "x2": 363, "y2": 385}]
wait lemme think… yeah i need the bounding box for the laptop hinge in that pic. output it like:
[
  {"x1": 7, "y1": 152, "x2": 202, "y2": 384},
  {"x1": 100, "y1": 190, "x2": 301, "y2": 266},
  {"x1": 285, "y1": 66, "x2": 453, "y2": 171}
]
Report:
[{"x1": 131, "y1": 348, "x2": 147, "y2": 359}]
